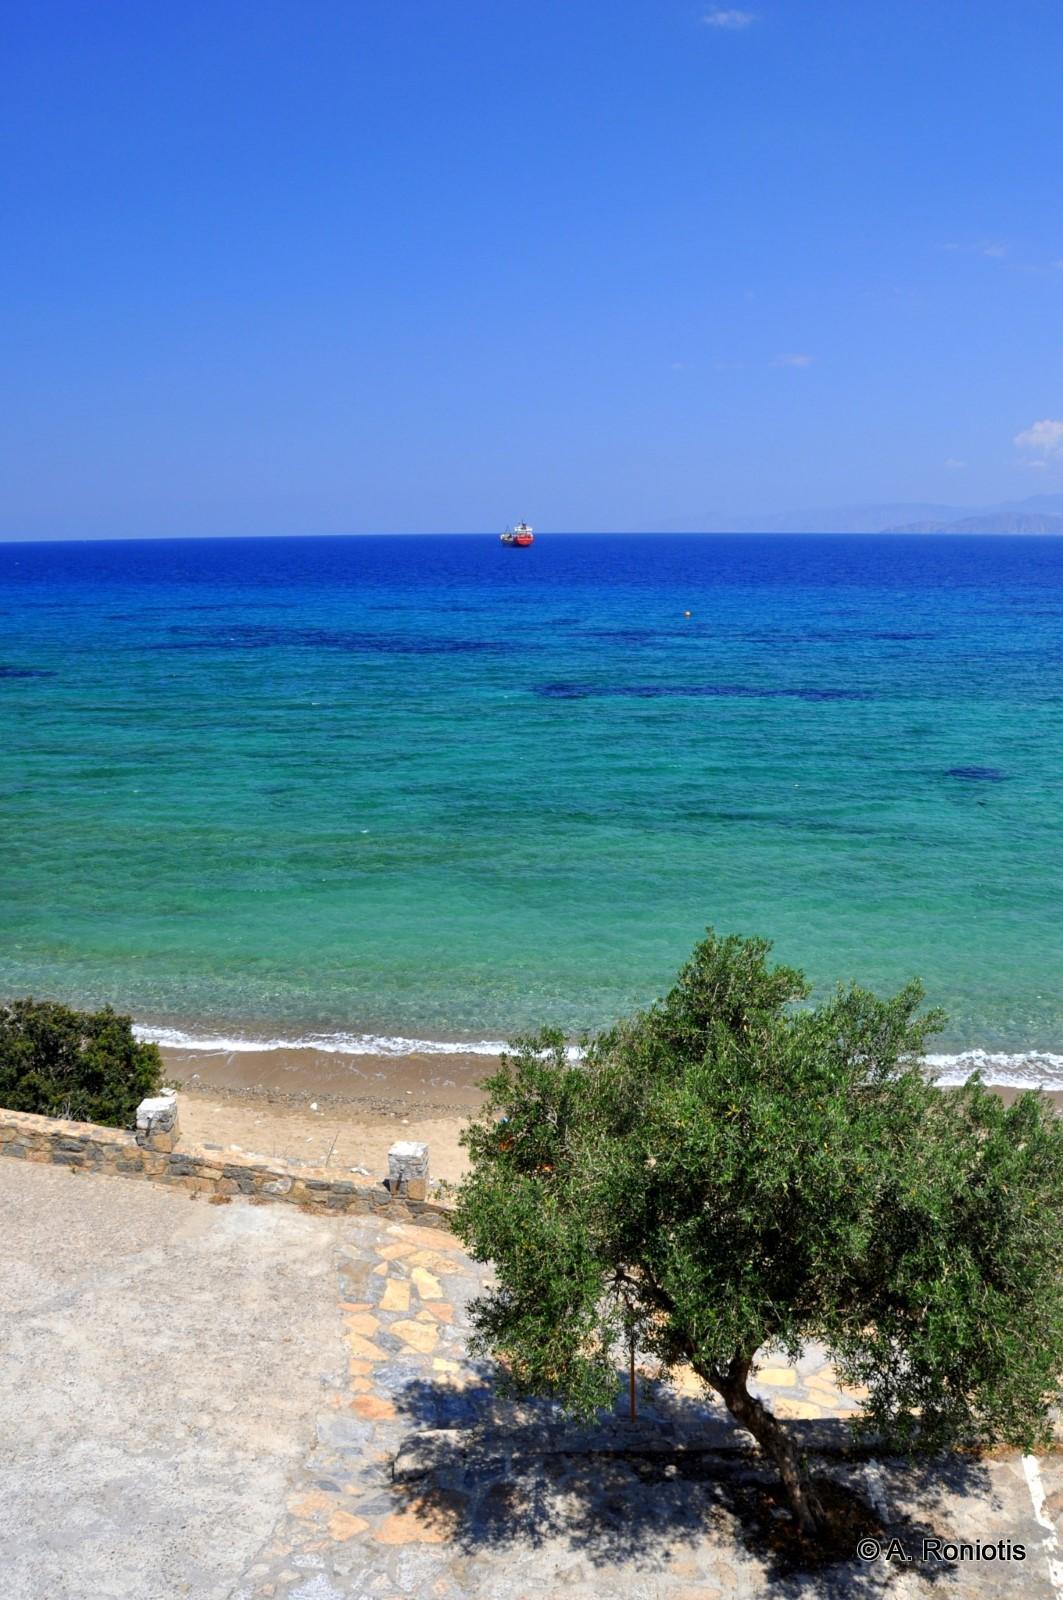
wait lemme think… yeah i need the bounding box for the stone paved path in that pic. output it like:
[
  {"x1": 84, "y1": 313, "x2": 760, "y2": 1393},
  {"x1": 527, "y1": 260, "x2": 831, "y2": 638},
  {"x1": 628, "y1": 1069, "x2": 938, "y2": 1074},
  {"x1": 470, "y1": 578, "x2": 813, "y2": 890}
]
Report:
[{"x1": 233, "y1": 1216, "x2": 1062, "y2": 1600}]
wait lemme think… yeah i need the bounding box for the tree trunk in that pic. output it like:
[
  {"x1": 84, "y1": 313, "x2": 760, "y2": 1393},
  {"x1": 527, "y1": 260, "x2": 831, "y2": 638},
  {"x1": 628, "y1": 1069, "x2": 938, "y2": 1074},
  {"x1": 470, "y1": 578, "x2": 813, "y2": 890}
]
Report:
[{"x1": 703, "y1": 1352, "x2": 828, "y2": 1539}]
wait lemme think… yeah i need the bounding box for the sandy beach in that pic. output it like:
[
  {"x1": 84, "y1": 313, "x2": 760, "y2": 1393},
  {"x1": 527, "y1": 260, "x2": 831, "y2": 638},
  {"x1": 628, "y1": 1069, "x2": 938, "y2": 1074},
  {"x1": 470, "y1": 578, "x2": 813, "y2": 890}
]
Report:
[{"x1": 162, "y1": 1043, "x2": 495, "y2": 1185}]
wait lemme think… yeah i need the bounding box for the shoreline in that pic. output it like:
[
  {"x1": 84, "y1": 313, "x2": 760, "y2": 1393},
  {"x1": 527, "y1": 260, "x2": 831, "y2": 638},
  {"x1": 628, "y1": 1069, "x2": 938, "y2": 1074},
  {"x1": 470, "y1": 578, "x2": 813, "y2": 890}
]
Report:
[
  {"x1": 159, "y1": 1041, "x2": 1063, "y2": 1189},
  {"x1": 154, "y1": 1032, "x2": 1063, "y2": 1111}
]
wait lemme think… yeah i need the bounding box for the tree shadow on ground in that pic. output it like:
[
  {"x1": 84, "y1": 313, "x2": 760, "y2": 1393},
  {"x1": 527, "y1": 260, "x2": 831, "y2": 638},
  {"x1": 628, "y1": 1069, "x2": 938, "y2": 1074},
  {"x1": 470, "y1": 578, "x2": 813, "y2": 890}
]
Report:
[{"x1": 388, "y1": 1368, "x2": 998, "y2": 1591}]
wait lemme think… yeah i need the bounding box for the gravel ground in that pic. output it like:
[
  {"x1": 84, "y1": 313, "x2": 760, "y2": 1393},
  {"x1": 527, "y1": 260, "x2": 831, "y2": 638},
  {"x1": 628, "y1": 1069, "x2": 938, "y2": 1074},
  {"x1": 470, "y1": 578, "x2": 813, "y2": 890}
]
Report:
[{"x1": 0, "y1": 1159, "x2": 345, "y2": 1600}]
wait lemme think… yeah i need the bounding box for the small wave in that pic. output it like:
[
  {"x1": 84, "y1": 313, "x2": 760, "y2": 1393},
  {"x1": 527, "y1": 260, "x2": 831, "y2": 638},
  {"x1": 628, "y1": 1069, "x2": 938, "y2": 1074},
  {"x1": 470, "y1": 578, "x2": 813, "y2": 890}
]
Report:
[
  {"x1": 924, "y1": 1050, "x2": 1063, "y2": 1089},
  {"x1": 135, "y1": 1024, "x2": 512, "y2": 1058}
]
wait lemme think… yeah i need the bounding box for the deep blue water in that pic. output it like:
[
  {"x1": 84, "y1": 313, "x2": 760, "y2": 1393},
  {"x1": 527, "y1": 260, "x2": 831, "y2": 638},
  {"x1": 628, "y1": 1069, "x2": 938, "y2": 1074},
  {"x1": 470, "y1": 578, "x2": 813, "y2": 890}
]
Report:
[{"x1": 1, "y1": 534, "x2": 1062, "y2": 1078}]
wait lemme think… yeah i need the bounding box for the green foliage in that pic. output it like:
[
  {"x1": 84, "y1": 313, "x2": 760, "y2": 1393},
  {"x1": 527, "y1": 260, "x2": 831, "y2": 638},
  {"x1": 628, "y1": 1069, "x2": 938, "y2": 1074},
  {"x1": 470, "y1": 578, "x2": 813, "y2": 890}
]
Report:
[
  {"x1": 454, "y1": 930, "x2": 1063, "y2": 1526},
  {"x1": 0, "y1": 998, "x2": 163, "y2": 1128}
]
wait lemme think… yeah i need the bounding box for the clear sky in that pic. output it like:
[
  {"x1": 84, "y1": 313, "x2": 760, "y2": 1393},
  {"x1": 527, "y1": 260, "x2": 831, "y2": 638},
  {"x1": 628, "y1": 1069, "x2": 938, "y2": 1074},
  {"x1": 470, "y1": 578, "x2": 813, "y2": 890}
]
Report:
[{"x1": 3, "y1": 1, "x2": 1063, "y2": 537}]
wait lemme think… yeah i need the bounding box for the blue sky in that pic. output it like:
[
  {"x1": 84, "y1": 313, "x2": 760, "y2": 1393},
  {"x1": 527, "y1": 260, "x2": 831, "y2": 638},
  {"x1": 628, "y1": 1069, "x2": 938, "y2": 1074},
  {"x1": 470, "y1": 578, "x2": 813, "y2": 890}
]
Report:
[{"x1": 3, "y1": 0, "x2": 1062, "y2": 537}]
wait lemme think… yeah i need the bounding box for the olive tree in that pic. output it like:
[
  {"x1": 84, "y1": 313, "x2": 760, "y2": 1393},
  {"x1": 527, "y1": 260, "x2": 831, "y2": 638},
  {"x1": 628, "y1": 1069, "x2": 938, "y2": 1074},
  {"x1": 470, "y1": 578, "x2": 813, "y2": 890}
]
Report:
[{"x1": 453, "y1": 931, "x2": 1063, "y2": 1539}]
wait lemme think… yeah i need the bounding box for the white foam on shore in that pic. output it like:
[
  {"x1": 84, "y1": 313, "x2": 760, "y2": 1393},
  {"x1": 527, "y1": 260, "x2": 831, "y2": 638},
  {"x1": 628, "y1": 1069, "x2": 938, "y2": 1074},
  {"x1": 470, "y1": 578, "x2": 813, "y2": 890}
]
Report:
[
  {"x1": 924, "y1": 1050, "x2": 1063, "y2": 1089},
  {"x1": 136, "y1": 1024, "x2": 1063, "y2": 1087},
  {"x1": 136, "y1": 1024, "x2": 512, "y2": 1058}
]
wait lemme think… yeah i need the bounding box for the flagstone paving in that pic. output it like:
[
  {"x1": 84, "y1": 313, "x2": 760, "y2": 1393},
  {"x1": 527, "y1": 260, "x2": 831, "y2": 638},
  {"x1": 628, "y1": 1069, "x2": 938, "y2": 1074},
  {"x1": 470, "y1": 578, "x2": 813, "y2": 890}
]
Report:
[{"x1": 233, "y1": 1217, "x2": 1062, "y2": 1600}]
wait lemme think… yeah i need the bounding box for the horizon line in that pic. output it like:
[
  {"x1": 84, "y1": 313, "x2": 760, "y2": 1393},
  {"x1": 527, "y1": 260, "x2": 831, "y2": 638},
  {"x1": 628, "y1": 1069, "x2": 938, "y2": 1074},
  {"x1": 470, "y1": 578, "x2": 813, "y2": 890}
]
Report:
[{"x1": 4, "y1": 528, "x2": 1063, "y2": 548}]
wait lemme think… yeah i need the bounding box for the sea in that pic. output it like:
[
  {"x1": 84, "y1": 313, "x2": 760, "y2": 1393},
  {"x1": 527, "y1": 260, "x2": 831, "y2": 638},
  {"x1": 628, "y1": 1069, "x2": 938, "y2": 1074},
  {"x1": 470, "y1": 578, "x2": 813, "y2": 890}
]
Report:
[{"x1": 1, "y1": 533, "x2": 1062, "y2": 1088}]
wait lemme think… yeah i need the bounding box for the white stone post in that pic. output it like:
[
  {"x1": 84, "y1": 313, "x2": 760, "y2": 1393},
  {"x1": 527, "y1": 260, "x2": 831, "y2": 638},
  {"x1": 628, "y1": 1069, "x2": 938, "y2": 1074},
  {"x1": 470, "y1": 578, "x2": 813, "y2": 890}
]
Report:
[
  {"x1": 136, "y1": 1089, "x2": 180, "y2": 1153},
  {"x1": 388, "y1": 1140, "x2": 429, "y2": 1201}
]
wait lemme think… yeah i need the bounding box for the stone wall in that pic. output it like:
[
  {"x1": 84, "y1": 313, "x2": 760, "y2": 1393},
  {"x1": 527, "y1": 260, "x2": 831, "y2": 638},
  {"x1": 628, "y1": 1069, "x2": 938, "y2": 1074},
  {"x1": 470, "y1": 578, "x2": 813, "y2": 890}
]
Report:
[{"x1": 0, "y1": 1105, "x2": 452, "y2": 1228}]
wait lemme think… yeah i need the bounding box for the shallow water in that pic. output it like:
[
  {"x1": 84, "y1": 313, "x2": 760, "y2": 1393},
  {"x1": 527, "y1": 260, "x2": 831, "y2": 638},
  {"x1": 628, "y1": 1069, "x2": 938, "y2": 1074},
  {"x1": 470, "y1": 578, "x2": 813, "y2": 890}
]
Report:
[{"x1": 1, "y1": 533, "x2": 1061, "y2": 1080}]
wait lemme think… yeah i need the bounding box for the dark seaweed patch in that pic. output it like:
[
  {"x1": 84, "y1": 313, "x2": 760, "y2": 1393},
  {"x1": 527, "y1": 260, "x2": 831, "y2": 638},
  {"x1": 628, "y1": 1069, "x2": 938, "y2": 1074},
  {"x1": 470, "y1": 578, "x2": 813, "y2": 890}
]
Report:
[
  {"x1": 534, "y1": 681, "x2": 870, "y2": 702},
  {"x1": 371, "y1": 603, "x2": 481, "y2": 614},
  {"x1": 0, "y1": 664, "x2": 54, "y2": 679},
  {"x1": 702, "y1": 809, "x2": 903, "y2": 838},
  {"x1": 148, "y1": 624, "x2": 508, "y2": 656},
  {"x1": 945, "y1": 765, "x2": 1007, "y2": 782},
  {"x1": 535, "y1": 682, "x2": 594, "y2": 698},
  {"x1": 805, "y1": 629, "x2": 936, "y2": 642},
  {"x1": 578, "y1": 627, "x2": 686, "y2": 643}
]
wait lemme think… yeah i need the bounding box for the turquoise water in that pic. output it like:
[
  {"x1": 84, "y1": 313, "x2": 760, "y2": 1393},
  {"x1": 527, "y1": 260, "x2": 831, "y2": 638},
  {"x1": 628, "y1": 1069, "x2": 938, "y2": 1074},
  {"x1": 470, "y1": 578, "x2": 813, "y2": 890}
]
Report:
[{"x1": 1, "y1": 534, "x2": 1061, "y2": 1076}]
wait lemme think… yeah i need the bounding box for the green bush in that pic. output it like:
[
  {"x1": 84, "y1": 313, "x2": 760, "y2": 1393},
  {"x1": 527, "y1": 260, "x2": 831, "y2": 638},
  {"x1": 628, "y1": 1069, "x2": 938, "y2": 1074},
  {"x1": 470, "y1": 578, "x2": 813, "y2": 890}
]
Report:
[{"x1": 0, "y1": 999, "x2": 163, "y2": 1128}]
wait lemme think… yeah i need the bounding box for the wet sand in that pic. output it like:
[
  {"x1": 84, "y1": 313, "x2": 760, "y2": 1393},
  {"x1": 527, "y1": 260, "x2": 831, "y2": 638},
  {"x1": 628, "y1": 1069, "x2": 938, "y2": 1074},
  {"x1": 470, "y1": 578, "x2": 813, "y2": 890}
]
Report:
[
  {"x1": 160, "y1": 1043, "x2": 494, "y2": 1116},
  {"x1": 969, "y1": 1084, "x2": 1063, "y2": 1111}
]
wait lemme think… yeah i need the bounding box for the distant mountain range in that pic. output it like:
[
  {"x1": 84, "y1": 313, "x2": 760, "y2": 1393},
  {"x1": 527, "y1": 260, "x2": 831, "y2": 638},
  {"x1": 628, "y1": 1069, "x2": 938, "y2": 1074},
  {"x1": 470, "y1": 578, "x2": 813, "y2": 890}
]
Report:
[
  {"x1": 884, "y1": 511, "x2": 1063, "y2": 534},
  {"x1": 664, "y1": 492, "x2": 1063, "y2": 534}
]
